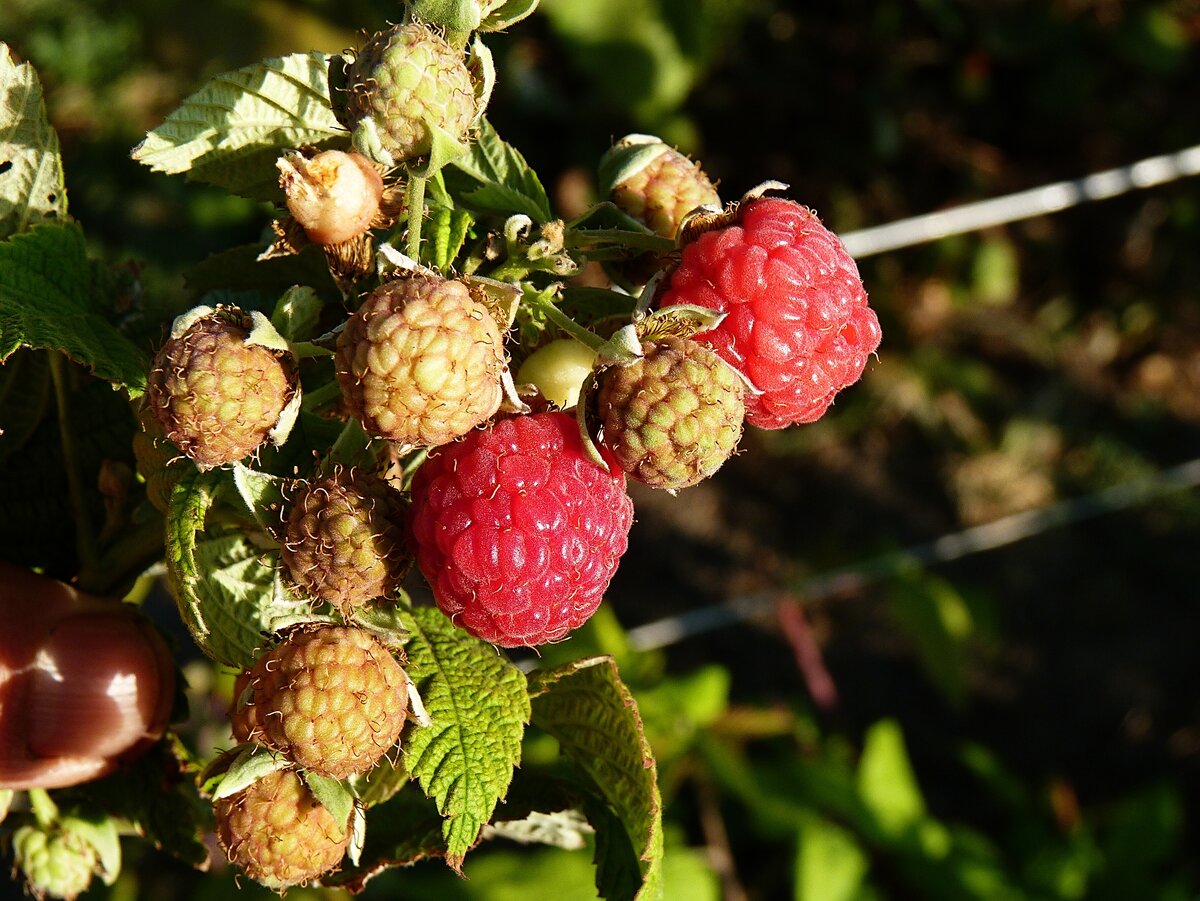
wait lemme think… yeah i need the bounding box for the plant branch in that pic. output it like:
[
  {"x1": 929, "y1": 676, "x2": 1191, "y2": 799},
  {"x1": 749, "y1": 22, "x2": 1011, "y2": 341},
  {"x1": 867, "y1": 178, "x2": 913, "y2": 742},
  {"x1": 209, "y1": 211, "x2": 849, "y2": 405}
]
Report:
[
  {"x1": 406, "y1": 172, "x2": 428, "y2": 261},
  {"x1": 523, "y1": 292, "x2": 606, "y2": 352},
  {"x1": 48, "y1": 353, "x2": 98, "y2": 572}
]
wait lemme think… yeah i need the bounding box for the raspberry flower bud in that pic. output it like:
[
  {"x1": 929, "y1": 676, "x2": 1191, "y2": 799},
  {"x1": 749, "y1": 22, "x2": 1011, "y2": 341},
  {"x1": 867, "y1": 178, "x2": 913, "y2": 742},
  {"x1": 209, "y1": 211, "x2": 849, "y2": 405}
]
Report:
[
  {"x1": 0, "y1": 564, "x2": 175, "y2": 790},
  {"x1": 279, "y1": 149, "x2": 384, "y2": 246},
  {"x1": 335, "y1": 274, "x2": 506, "y2": 448},
  {"x1": 147, "y1": 306, "x2": 299, "y2": 469}
]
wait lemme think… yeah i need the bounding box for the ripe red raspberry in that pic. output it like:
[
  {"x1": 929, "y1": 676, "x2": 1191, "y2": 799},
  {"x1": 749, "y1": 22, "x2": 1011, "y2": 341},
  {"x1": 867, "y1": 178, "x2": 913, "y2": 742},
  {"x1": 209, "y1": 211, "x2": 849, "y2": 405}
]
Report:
[
  {"x1": 658, "y1": 198, "x2": 881, "y2": 428},
  {"x1": 408, "y1": 412, "x2": 634, "y2": 647}
]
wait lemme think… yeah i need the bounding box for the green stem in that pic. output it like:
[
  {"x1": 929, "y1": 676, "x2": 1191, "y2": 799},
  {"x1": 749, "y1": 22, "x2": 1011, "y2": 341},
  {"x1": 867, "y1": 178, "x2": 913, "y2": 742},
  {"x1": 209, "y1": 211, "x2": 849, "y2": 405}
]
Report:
[
  {"x1": 406, "y1": 172, "x2": 428, "y2": 261},
  {"x1": 28, "y1": 789, "x2": 58, "y2": 828},
  {"x1": 300, "y1": 380, "x2": 344, "y2": 412},
  {"x1": 48, "y1": 353, "x2": 98, "y2": 571},
  {"x1": 290, "y1": 341, "x2": 335, "y2": 359},
  {"x1": 524, "y1": 293, "x2": 606, "y2": 352}
]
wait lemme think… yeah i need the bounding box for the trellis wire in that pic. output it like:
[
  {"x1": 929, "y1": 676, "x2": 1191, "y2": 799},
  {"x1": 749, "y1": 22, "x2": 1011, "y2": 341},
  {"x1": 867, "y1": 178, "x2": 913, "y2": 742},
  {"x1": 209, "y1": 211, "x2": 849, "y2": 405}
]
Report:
[
  {"x1": 839, "y1": 144, "x2": 1200, "y2": 258},
  {"x1": 624, "y1": 458, "x2": 1200, "y2": 653}
]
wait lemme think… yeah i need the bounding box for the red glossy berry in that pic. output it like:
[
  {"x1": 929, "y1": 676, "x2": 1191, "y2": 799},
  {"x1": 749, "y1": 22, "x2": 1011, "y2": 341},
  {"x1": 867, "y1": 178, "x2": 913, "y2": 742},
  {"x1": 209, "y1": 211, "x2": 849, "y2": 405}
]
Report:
[
  {"x1": 658, "y1": 198, "x2": 881, "y2": 428},
  {"x1": 408, "y1": 412, "x2": 634, "y2": 647}
]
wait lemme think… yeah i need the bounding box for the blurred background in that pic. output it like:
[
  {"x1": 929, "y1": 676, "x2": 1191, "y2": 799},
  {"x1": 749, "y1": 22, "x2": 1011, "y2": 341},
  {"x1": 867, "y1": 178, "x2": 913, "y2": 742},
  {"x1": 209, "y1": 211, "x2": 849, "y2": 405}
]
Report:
[{"x1": 3, "y1": 0, "x2": 1199, "y2": 897}]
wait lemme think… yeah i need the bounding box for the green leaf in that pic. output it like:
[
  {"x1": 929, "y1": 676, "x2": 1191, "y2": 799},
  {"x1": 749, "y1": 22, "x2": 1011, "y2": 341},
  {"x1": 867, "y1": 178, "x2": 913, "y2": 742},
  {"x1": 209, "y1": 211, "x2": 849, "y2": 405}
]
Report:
[
  {"x1": 185, "y1": 243, "x2": 339, "y2": 298},
  {"x1": 480, "y1": 0, "x2": 541, "y2": 31},
  {"x1": 132, "y1": 52, "x2": 344, "y2": 201},
  {"x1": 60, "y1": 813, "x2": 121, "y2": 885},
  {"x1": 323, "y1": 787, "x2": 448, "y2": 891},
  {"x1": 231, "y1": 462, "x2": 285, "y2": 532},
  {"x1": 209, "y1": 745, "x2": 290, "y2": 800},
  {"x1": 399, "y1": 606, "x2": 530, "y2": 869},
  {"x1": 888, "y1": 571, "x2": 974, "y2": 707},
  {"x1": 857, "y1": 719, "x2": 925, "y2": 839},
  {"x1": 421, "y1": 205, "x2": 475, "y2": 272},
  {"x1": 0, "y1": 44, "x2": 67, "y2": 240},
  {"x1": 165, "y1": 469, "x2": 291, "y2": 668},
  {"x1": 449, "y1": 118, "x2": 551, "y2": 221},
  {"x1": 530, "y1": 656, "x2": 664, "y2": 900},
  {"x1": 794, "y1": 817, "x2": 869, "y2": 901},
  {"x1": 349, "y1": 754, "x2": 409, "y2": 808},
  {"x1": 304, "y1": 772, "x2": 356, "y2": 831},
  {"x1": 0, "y1": 223, "x2": 148, "y2": 393}
]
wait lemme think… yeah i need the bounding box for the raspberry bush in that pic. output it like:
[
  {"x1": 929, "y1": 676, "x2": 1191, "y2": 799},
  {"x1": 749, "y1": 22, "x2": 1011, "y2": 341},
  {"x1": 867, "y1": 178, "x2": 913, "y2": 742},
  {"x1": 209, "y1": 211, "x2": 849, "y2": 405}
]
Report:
[{"x1": 0, "y1": 4, "x2": 879, "y2": 897}]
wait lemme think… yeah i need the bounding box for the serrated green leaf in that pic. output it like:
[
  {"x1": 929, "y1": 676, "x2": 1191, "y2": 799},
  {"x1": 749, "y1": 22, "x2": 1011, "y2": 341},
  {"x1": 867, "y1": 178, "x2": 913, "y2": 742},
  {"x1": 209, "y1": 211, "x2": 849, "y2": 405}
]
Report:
[
  {"x1": 449, "y1": 118, "x2": 551, "y2": 221},
  {"x1": 530, "y1": 656, "x2": 664, "y2": 901},
  {"x1": 0, "y1": 44, "x2": 67, "y2": 240},
  {"x1": 0, "y1": 348, "x2": 50, "y2": 464},
  {"x1": 400, "y1": 606, "x2": 530, "y2": 868},
  {"x1": 421, "y1": 205, "x2": 474, "y2": 272},
  {"x1": 0, "y1": 223, "x2": 148, "y2": 393},
  {"x1": 210, "y1": 745, "x2": 290, "y2": 800},
  {"x1": 165, "y1": 469, "x2": 289, "y2": 668},
  {"x1": 132, "y1": 52, "x2": 344, "y2": 201},
  {"x1": 304, "y1": 772, "x2": 356, "y2": 830}
]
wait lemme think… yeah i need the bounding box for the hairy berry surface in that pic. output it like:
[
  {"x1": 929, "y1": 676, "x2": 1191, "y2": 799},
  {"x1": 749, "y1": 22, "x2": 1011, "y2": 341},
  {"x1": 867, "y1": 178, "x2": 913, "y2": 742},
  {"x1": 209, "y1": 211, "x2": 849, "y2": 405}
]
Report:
[
  {"x1": 409, "y1": 411, "x2": 634, "y2": 647},
  {"x1": 231, "y1": 626, "x2": 408, "y2": 779},
  {"x1": 215, "y1": 769, "x2": 349, "y2": 889}
]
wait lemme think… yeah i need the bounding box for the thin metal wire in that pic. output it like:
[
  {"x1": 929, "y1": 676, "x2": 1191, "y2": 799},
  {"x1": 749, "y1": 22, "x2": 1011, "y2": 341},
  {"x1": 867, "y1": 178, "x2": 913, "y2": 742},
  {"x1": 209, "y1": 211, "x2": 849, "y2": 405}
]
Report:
[
  {"x1": 625, "y1": 457, "x2": 1200, "y2": 652},
  {"x1": 839, "y1": 144, "x2": 1200, "y2": 258}
]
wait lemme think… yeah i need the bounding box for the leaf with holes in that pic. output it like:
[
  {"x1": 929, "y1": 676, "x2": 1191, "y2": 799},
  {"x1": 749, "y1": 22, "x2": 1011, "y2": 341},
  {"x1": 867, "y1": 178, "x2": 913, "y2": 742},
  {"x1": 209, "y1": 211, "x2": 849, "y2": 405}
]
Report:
[
  {"x1": 132, "y1": 52, "x2": 344, "y2": 201},
  {"x1": 0, "y1": 44, "x2": 67, "y2": 240},
  {"x1": 399, "y1": 606, "x2": 530, "y2": 869}
]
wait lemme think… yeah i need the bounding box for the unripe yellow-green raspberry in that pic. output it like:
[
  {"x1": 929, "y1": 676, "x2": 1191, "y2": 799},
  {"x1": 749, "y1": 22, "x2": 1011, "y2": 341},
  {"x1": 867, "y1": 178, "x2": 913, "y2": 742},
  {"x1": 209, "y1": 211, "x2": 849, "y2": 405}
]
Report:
[
  {"x1": 516, "y1": 338, "x2": 598, "y2": 408},
  {"x1": 336, "y1": 274, "x2": 505, "y2": 447},
  {"x1": 147, "y1": 307, "x2": 297, "y2": 470},
  {"x1": 281, "y1": 468, "x2": 410, "y2": 613},
  {"x1": 598, "y1": 336, "x2": 744, "y2": 490},
  {"x1": 12, "y1": 825, "x2": 97, "y2": 901},
  {"x1": 231, "y1": 625, "x2": 409, "y2": 779},
  {"x1": 214, "y1": 769, "x2": 350, "y2": 890},
  {"x1": 340, "y1": 23, "x2": 478, "y2": 162},
  {"x1": 603, "y1": 136, "x2": 721, "y2": 239}
]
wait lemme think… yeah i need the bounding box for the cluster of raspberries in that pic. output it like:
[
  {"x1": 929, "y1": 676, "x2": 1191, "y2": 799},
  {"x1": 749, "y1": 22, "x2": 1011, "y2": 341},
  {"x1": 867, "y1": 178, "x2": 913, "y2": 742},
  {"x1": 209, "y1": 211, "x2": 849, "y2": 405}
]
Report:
[{"x1": 135, "y1": 22, "x2": 879, "y2": 891}]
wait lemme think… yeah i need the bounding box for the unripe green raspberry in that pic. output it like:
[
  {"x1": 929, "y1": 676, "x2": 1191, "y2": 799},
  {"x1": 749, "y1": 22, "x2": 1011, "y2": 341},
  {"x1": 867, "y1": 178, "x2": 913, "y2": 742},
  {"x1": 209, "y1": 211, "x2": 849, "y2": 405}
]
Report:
[
  {"x1": 214, "y1": 769, "x2": 350, "y2": 890},
  {"x1": 601, "y1": 135, "x2": 721, "y2": 239},
  {"x1": 231, "y1": 625, "x2": 409, "y2": 779},
  {"x1": 335, "y1": 274, "x2": 505, "y2": 448},
  {"x1": 339, "y1": 23, "x2": 479, "y2": 162},
  {"x1": 281, "y1": 468, "x2": 410, "y2": 613},
  {"x1": 597, "y1": 336, "x2": 744, "y2": 490},
  {"x1": 12, "y1": 824, "x2": 97, "y2": 901},
  {"x1": 516, "y1": 338, "x2": 598, "y2": 408},
  {"x1": 147, "y1": 307, "x2": 298, "y2": 470}
]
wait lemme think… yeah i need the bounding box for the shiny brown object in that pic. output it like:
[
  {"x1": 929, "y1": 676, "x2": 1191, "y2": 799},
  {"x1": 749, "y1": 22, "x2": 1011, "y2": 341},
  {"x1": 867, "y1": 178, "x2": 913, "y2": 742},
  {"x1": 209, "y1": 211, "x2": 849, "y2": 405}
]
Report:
[{"x1": 0, "y1": 564, "x2": 175, "y2": 789}]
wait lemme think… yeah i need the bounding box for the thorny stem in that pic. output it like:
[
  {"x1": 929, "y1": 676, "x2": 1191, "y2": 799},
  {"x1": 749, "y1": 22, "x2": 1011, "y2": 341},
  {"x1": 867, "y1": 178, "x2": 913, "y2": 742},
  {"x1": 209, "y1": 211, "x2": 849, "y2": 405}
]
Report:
[
  {"x1": 406, "y1": 172, "x2": 428, "y2": 261},
  {"x1": 49, "y1": 353, "x2": 98, "y2": 572},
  {"x1": 523, "y1": 292, "x2": 606, "y2": 352}
]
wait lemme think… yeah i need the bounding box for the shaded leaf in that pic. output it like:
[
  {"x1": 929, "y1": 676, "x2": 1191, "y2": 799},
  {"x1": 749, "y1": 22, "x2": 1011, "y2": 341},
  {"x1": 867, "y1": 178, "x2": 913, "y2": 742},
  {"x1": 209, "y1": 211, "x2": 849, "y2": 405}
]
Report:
[
  {"x1": 323, "y1": 787, "x2": 448, "y2": 891},
  {"x1": 530, "y1": 656, "x2": 664, "y2": 900},
  {"x1": 304, "y1": 772, "x2": 356, "y2": 831},
  {"x1": 0, "y1": 347, "x2": 50, "y2": 464},
  {"x1": 132, "y1": 52, "x2": 344, "y2": 201},
  {"x1": 857, "y1": 719, "x2": 925, "y2": 839},
  {"x1": 399, "y1": 606, "x2": 530, "y2": 868},
  {"x1": 794, "y1": 817, "x2": 869, "y2": 901},
  {"x1": 448, "y1": 118, "x2": 551, "y2": 221},
  {"x1": 0, "y1": 44, "x2": 67, "y2": 239},
  {"x1": 0, "y1": 223, "x2": 148, "y2": 393}
]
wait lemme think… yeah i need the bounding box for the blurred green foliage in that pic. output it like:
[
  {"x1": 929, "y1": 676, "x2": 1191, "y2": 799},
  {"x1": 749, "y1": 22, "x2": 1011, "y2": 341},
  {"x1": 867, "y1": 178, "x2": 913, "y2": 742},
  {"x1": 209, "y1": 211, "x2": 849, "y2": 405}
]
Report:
[{"x1": 4, "y1": 0, "x2": 1200, "y2": 897}]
